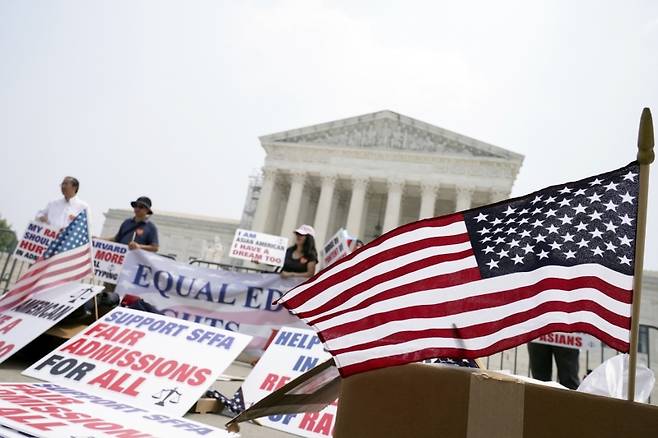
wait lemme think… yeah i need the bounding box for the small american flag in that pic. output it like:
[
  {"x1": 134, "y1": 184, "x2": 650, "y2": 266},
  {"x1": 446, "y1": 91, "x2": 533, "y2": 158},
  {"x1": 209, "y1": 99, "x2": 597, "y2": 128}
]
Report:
[
  {"x1": 279, "y1": 163, "x2": 639, "y2": 377},
  {"x1": 206, "y1": 388, "x2": 245, "y2": 415},
  {"x1": 0, "y1": 210, "x2": 93, "y2": 312}
]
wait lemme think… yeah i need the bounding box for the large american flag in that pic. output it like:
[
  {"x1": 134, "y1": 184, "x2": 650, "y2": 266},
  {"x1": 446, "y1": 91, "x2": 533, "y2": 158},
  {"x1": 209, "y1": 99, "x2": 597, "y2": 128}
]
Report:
[
  {"x1": 279, "y1": 163, "x2": 639, "y2": 377},
  {"x1": 0, "y1": 210, "x2": 93, "y2": 312}
]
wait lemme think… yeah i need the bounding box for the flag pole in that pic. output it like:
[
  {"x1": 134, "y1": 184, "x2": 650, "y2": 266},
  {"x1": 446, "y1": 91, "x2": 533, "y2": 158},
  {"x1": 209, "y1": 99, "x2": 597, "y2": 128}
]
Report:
[{"x1": 628, "y1": 108, "x2": 654, "y2": 401}]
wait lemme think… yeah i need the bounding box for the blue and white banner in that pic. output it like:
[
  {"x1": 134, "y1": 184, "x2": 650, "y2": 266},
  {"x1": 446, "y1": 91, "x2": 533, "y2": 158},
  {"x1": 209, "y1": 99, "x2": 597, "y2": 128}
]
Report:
[{"x1": 116, "y1": 250, "x2": 308, "y2": 356}]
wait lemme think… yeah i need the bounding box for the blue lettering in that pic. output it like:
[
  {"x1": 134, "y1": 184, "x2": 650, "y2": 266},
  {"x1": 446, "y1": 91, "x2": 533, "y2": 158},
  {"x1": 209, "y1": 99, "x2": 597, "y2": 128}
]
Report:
[
  {"x1": 175, "y1": 275, "x2": 194, "y2": 297},
  {"x1": 244, "y1": 286, "x2": 263, "y2": 309},
  {"x1": 265, "y1": 289, "x2": 283, "y2": 312},
  {"x1": 290, "y1": 333, "x2": 302, "y2": 347},
  {"x1": 275, "y1": 331, "x2": 293, "y2": 346},
  {"x1": 216, "y1": 283, "x2": 236, "y2": 305},
  {"x1": 268, "y1": 413, "x2": 297, "y2": 424},
  {"x1": 28, "y1": 224, "x2": 43, "y2": 233},
  {"x1": 132, "y1": 264, "x2": 152, "y2": 288},
  {"x1": 153, "y1": 270, "x2": 173, "y2": 296},
  {"x1": 225, "y1": 321, "x2": 240, "y2": 332},
  {"x1": 194, "y1": 282, "x2": 213, "y2": 301},
  {"x1": 293, "y1": 355, "x2": 320, "y2": 372}
]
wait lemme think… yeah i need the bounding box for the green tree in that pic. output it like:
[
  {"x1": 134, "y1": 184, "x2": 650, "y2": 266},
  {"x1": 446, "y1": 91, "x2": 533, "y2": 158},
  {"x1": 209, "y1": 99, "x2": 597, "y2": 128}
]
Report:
[{"x1": 0, "y1": 216, "x2": 17, "y2": 253}]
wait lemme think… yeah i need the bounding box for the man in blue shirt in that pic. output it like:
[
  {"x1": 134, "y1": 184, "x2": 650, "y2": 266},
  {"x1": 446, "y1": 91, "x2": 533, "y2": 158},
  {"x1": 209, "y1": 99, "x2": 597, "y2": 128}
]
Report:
[{"x1": 109, "y1": 196, "x2": 159, "y2": 252}]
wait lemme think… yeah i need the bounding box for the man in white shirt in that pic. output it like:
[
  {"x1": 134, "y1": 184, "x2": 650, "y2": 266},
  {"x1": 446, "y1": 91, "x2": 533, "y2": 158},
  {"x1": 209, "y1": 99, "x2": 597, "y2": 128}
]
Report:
[{"x1": 36, "y1": 176, "x2": 90, "y2": 230}]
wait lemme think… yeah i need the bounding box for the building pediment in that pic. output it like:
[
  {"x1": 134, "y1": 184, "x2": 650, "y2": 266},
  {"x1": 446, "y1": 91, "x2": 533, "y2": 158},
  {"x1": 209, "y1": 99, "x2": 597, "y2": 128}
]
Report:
[{"x1": 260, "y1": 110, "x2": 522, "y2": 161}]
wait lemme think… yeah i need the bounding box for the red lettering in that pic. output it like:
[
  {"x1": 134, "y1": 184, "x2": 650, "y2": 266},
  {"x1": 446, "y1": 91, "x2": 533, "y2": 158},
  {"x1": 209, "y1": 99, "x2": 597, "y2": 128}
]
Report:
[
  {"x1": 260, "y1": 373, "x2": 278, "y2": 391},
  {"x1": 44, "y1": 229, "x2": 57, "y2": 239},
  {"x1": 88, "y1": 369, "x2": 117, "y2": 389},
  {"x1": 275, "y1": 375, "x2": 291, "y2": 390},
  {"x1": 4, "y1": 412, "x2": 66, "y2": 431},
  {"x1": 0, "y1": 317, "x2": 21, "y2": 335},
  {"x1": 313, "y1": 413, "x2": 334, "y2": 435},
  {"x1": 259, "y1": 373, "x2": 290, "y2": 391},
  {"x1": 299, "y1": 412, "x2": 319, "y2": 431},
  {"x1": 0, "y1": 341, "x2": 16, "y2": 358},
  {"x1": 299, "y1": 412, "x2": 333, "y2": 434},
  {"x1": 19, "y1": 241, "x2": 45, "y2": 254},
  {"x1": 95, "y1": 250, "x2": 125, "y2": 264}
]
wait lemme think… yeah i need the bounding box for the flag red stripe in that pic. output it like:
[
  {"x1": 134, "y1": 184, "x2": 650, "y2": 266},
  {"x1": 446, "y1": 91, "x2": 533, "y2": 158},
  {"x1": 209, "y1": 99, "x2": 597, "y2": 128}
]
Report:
[
  {"x1": 13, "y1": 245, "x2": 90, "y2": 282},
  {"x1": 286, "y1": 232, "x2": 471, "y2": 309},
  {"x1": 284, "y1": 214, "x2": 469, "y2": 307},
  {"x1": 0, "y1": 263, "x2": 91, "y2": 309},
  {"x1": 27, "y1": 268, "x2": 92, "y2": 296},
  {"x1": 2, "y1": 268, "x2": 92, "y2": 310},
  {"x1": 317, "y1": 276, "x2": 631, "y2": 338},
  {"x1": 327, "y1": 300, "x2": 630, "y2": 357},
  {"x1": 344, "y1": 212, "x2": 463, "y2": 256},
  {"x1": 292, "y1": 247, "x2": 475, "y2": 319},
  {"x1": 308, "y1": 267, "x2": 482, "y2": 325},
  {"x1": 7, "y1": 256, "x2": 92, "y2": 296},
  {"x1": 338, "y1": 322, "x2": 629, "y2": 377}
]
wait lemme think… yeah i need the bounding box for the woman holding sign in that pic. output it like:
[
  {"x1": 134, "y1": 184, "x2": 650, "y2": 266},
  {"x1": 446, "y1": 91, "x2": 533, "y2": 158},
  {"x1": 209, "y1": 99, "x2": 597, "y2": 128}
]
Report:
[{"x1": 280, "y1": 224, "x2": 318, "y2": 279}]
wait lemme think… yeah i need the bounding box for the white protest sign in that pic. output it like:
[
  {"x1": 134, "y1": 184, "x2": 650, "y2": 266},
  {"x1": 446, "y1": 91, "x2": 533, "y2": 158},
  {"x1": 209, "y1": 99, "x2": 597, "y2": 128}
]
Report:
[
  {"x1": 12, "y1": 221, "x2": 59, "y2": 263},
  {"x1": 0, "y1": 382, "x2": 234, "y2": 438},
  {"x1": 229, "y1": 229, "x2": 288, "y2": 267},
  {"x1": 241, "y1": 326, "x2": 337, "y2": 438},
  {"x1": 0, "y1": 424, "x2": 29, "y2": 438},
  {"x1": 0, "y1": 283, "x2": 102, "y2": 365},
  {"x1": 116, "y1": 250, "x2": 306, "y2": 357},
  {"x1": 320, "y1": 229, "x2": 351, "y2": 268},
  {"x1": 23, "y1": 307, "x2": 252, "y2": 417},
  {"x1": 531, "y1": 332, "x2": 600, "y2": 350},
  {"x1": 92, "y1": 238, "x2": 128, "y2": 284}
]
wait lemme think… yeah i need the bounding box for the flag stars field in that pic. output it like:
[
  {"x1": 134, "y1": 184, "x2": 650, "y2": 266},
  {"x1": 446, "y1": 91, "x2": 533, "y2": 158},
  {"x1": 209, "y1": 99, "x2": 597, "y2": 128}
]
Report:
[{"x1": 473, "y1": 168, "x2": 637, "y2": 275}]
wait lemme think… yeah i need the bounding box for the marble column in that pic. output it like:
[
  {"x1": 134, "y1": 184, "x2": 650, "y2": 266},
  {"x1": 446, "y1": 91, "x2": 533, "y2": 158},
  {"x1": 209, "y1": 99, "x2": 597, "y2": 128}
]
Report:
[
  {"x1": 280, "y1": 171, "x2": 306, "y2": 238},
  {"x1": 490, "y1": 189, "x2": 509, "y2": 203},
  {"x1": 345, "y1": 177, "x2": 368, "y2": 238},
  {"x1": 251, "y1": 167, "x2": 277, "y2": 233},
  {"x1": 419, "y1": 181, "x2": 439, "y2": 220},
  {"x1": 383, "y1": 179, "x2": 404, "y2": 233},
  {"x1": 455, "y1": 187, "x2": 474, "y2": 212},
  {"x1": 313, "y1": 173, "x2": 337, "y2": 246}
]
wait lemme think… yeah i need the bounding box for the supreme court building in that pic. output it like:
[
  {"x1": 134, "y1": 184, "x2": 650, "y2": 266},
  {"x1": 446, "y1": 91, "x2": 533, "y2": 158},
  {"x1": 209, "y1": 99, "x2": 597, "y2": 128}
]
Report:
[
  {"x1": 248, "y1": 110, "x2": 524, "y2": 246},
  {"x1": 99, "y1": 110, "x2": 658, "y2": 396}
]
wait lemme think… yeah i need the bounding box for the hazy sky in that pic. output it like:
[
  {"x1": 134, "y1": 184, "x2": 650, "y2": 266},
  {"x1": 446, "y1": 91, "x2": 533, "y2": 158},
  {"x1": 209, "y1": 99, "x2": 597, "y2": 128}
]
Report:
[{"x1": 1, "y1": 1, "x2": 657, "y2": 268}]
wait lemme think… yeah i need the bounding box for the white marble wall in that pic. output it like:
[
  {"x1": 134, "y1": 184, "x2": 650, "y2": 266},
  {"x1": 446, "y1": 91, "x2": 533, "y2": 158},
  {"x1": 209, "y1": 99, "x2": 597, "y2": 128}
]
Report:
[{"x1": 101, "y1": 209, "x2": 239, "y2": 263}]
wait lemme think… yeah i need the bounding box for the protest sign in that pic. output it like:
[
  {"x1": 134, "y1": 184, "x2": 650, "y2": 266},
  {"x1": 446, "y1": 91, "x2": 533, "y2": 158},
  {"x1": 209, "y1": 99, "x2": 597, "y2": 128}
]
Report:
[
  {"x1": 531, "y1": 332, "x2": 600, "y2": 350},
  {"x1": 0, "y1": 382, "x2": 234, "y2": 437},
  {"x1": 0, "y1": 283, "x2": 102, "y2": 365},
  {"x1": 12, "y1": 221, "x2": 59, "y2": 264},
  {"x1": 23, "y1": 307, "x2": 252, "y2": 417},
  {"x1": 0, "y1": 424, "x2": 30, "y2": 438},
  {"x1": 92, "y1": 238, "x2": 128, "y2": 284},
  {"x1": 241, "y1": 327, "x2": 337, "y2": 438},
  {"x1": 229, "y1": 229, "x2": 288, "y2": 267},
  {"x1": 320, "y1": 229, "x2": 351, "y2": 268},
  {"x1": 115, "y1": 250, "x2": 307, "y2": 357}
]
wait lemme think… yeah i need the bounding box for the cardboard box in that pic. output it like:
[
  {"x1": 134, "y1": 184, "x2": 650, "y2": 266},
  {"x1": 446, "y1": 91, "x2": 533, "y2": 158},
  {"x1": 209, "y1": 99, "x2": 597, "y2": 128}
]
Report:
[
  {"x1": 193, "y1": 398, "x2": 222, "y2": 414},
  {"x1": 333, "y1": 363, "x2": 658, "y2": 438}
]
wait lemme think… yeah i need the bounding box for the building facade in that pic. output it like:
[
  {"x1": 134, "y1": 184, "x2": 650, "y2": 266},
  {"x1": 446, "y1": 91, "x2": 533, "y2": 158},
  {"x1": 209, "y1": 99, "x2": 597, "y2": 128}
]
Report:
[
  {"x1": 96, "y1": 110, "x2": 658, "y2": 398},
  {"x1": 249, "y1": 110, "x2": 524, "y2": 246},
  {"x1": 100, "y1": 209, "x2": 239, "y2": 263}
]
